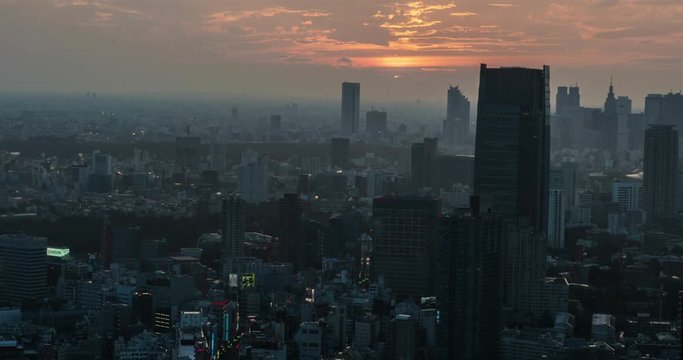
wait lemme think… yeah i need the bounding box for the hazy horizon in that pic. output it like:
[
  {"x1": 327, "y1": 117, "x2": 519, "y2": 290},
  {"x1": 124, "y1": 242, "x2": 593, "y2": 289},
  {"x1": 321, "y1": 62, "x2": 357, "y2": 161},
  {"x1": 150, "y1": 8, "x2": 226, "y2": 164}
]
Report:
[{"x1": 3, "y1": 0, "x2": 683, "y2": 110}]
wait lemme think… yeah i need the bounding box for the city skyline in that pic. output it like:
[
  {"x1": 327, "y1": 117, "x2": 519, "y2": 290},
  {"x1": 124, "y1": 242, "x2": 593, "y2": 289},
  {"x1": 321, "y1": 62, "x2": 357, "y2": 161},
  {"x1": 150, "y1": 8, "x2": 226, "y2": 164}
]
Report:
[{"x1": 2, "y1": 1, "x2": 683, "y2": 107}]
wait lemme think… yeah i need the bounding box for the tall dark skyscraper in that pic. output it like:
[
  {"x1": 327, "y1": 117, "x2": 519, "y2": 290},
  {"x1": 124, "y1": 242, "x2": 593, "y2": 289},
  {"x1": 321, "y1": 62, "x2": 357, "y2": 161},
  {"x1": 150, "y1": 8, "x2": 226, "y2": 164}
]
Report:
[
  {"x1": 643, "y1": 125, "x2": 678, "y2": 219},
  {"x1": 221, "y1": 195, "x2": 246, "y2": 277},
  {"x1": 366, "y1": 110, "x2": 388, "y2": 136},
  {"x1": 444, "y1": 86, "x2": 471, "y2": 146},
  {"x1": 645, "y1": 92, "x2": 683, "y2": 154},
  {"x1": 278, "y1": 193, "x2": 304, "y2": 270},
  {"x1": 341, "y1": 82, "x2": 360, "y2": 135},
  {"x1": 371, "y1": 196, "x2": 440, "y2": 299},
  {"x1": 436, "y1": 203, "x2": 503, "y2": 359},
  {"x1": 411, "y1": 137, "x2": 438, "y2": 189},
  {"x1": 602, "y1": 78, "x2": 619, "y2": 153},
  {"x1": 474, "y1": 64, "x2": 550, "y2": 233}
]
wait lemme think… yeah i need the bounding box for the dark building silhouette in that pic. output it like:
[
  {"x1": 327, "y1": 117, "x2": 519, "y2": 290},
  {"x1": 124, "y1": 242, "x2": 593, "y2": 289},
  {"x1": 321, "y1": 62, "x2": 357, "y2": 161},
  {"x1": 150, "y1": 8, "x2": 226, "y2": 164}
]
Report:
[
  {"x1": 646, "y1": 92, "x2": 683, "y2": 151},
  {"x1": 436, "y1": 202, "x2": 503, "y2": 359},
  {"x1": 444, "y1": 86, "x2": 471, "y2": 146},
  {"x1": 278, "y1": 193, "x2": 303, "y2": 269},
  {"x1": 387, "y1": 314, "x2": 417, "y2": 360},
  {"x1": 132, "y1": 289, "x2": 154, "y2": 327},
  {"x1": 602, "y1": 79, "x2": 618, "y2": 153},
  {"x1": 436, "y1": 154, "x2": 474, "y2": 189},
  {"x1": 662, "y1": 93, "x2": 683, "y2": 127},
  {"x1": 330, "y1": 137, "x2": 350, "y2": 169},
  {"x1": 0, "y1": 234, "x2": 47, "y2": 306},
  {"x1": 411, "y1": 137, "x2": 438, "y2": 189},
  {"x1": 556, "y1": 85, "x2": 580, "y2": 116},
  {"x1": 341, "y1": 82, "x2": 360, "y2": 135},
  {"x1": 270, "y1": 114, "x2": 282, "y2": 132},
  {"x1": 371, "y1": 196, "x2": 440, "y2": 299},
  {"x1": 474, "y1": 64, "x2": 550, "y2": 233},
  {"x1": 366, "y1": 110, "x2": 388, "y2": 136},
  {"x1": 643, "y1": 125, "x2": 678, "y2": 219},
  {"x1": 325, "y1": 212, "x2": 362, "y2": 259},
  {"x1": 221, "y1": 195, "x2": 246, "y2": 277}
]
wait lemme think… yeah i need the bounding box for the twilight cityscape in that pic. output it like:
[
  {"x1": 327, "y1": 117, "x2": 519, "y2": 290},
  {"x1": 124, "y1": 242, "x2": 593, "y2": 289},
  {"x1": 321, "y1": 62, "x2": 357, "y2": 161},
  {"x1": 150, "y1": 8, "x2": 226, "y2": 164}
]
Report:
[{"x1": 2, "y1": 1, "x2": 683, "y2": 359}]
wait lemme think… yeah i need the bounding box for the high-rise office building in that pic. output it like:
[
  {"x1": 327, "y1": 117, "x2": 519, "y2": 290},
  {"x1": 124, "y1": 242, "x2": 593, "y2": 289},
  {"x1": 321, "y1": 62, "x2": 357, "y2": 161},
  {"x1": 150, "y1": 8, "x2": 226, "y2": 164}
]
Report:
[
  {"x1": 443, "y1": 86, "x2": 471, "y2": 146},
  {"x1": 387, "y1": 315, "x2": 416, "y2": 360},
  {"x1": 561, "y1": 162, "x2": 578, "y2": 210},
  {"x1": 602, "y1": 79, "x2": 618, "y2": 154},
  {"x1": 474, "y1": 64, "x2": 550, "y2": 233},
  {"x1": 645, "y1": 92, "x2": 683, "y2": 155},
  {"x1": 341, "y1": 82, "x2": 360, "y2": 135},
  {"x1": 556, "y1": 85, "x2": 580, "y2": 116},
  {"x1": 612, "y1": 180, "x2": 643, "y2": 211},
  {"x1": 365, "y1": 110, "x2": 388, "y2": 136},
  {"x1": 616, "y1": 95, "x2": 632, "y2": 153},
  {"x1": 548, "y1": 169, "x2": 565, "y2": 249},
  {"x1": 237, "y1": 155, "x2": 268, "y2": 203},
  {"x1": 371, "y1": 196, "x2": 440, "y2": 299},
  {"x1": 411, "y1": 138, "x2": 438, "y2": 189},
  {"x1": 643, "y1": 125, "x2": 678, "y2": 219},
  {"x1": 504, "y1": 222, "x2": 546, "y2": 314},
  {"x1": 645, "y1": 94, "x2": 664, "y2": 124},
  {"x1": 88, "y1": 150, "x2": 114, "y2": 193},
  {"x1": 221, "y1": 195, "x2": 246, "y2": 277},
  {"x1": 278, "y1": 193, "x2": 303, "y2": 269},
  {"x1": 0, "y1": 234, "x2": 47, "y2": 306},
  {"x1": 330, "y1": 137, "x2": 350, "y2": 169},
  {"x1": 436, "y1": 203, "x2": 503, "y2": 359}
]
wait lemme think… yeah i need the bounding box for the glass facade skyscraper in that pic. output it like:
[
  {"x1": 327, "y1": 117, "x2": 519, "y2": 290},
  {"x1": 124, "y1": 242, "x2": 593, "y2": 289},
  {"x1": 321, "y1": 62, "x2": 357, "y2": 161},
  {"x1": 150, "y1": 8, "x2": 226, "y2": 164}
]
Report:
[{"x1": 474, "y1": 64, "x2": 550, "y2": 234}]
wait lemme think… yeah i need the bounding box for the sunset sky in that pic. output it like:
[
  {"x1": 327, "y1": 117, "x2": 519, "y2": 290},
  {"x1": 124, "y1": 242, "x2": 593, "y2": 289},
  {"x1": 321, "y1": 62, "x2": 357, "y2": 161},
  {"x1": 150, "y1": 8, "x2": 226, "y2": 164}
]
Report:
[{"x1": 2, "y1": 0, "x2": 683, "y2": 108}]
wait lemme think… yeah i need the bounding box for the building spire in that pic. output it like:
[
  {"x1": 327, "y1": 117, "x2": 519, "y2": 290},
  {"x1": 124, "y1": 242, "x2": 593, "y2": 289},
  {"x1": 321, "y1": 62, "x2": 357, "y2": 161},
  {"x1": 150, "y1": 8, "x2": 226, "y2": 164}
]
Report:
[{"x1": 608, "y1": 76, "x2": 614, "y2": 97}]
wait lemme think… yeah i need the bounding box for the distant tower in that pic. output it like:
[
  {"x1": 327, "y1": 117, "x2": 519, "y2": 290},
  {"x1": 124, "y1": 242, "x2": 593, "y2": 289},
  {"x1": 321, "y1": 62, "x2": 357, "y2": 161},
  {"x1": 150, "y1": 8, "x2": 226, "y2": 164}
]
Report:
[
  {"x1": 237, "y1": 155, "x2": 268, "y2": 203},
  {"x1": 221, "y1": 195, "x2": 246, "y2": 278},
  {"x1": 366, "y1": 110, "x2": 388, "y2": 136},
  {"x1": 444, "y1": 86, "x2": 471, "y2": 146},
  {"x1": 341, "y1": 82, "x2": 360, "y2": 135},
  {"x1": 602, "y1": 78, "x2": 618, "y2": 153},
  {"x1": 556, "y1": 85, "x2": 581, "y2": 116},
  {"x1": 0, "y1": 234, "x2": 47, "y2": 306},
  {"x1": 411, "y1": 138, "x2": 438, "y2": 189},
  {"x1": 643, "y1": 125, "x2": 678, "y2": 219}
]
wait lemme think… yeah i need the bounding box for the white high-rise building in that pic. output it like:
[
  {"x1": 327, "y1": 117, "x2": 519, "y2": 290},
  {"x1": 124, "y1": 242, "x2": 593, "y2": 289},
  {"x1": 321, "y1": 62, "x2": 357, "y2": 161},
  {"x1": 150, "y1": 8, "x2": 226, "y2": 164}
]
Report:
[
  {"x1": 0, "y1": 234, "x2": 47, "y2": 305},
  {"x1": 341, "y1": 82, "x2": 360, "y2": 135},
  {"x1": 547, "y1": 189, "x2": 565, "y2": 249},
  {"x1": 237, "y1": 155, "x2": 268, "y2": 203},
  {"x1": 612, "y1": 180, "x2": 643, "y2": 211}
]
